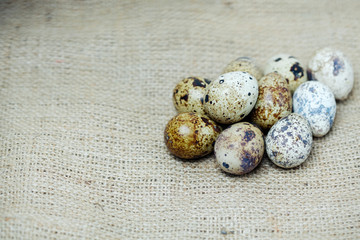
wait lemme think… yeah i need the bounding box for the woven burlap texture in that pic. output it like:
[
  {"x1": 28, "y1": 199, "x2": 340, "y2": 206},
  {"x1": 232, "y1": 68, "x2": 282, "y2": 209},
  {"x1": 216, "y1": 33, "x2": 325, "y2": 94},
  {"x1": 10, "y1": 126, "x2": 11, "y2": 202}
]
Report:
[{"x1": 1, "y1": 0, "x2": 359, "y2": 239}]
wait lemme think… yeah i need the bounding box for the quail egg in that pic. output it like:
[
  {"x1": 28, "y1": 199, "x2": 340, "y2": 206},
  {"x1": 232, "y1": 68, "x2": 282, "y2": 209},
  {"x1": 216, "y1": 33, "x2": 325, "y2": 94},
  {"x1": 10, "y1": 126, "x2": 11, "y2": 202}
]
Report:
[
  {"x1": 266, "y1": 113, "x2": 313, "y2": 168},
  {"x1": 222, "y1": 57, "x2": 263, "y2": 81},
  {"x1": 293, "y1": 81, "x2": 336, "y2": 137},
  {"x1": 264, "y1": 54, "x2": 307, "y2": 94},
  {"x1": 204, "y1": 71, "x2": 258, "y2": 124},
  {"x1": 164, "y1": 112, "x2": 221, "y2": 159},
  {"x1": 173, "y1": 77, "x2": 211, "y2": 115},
  {"x1": 215, "y1": 122, "x2": 264, "y2": 175},
  {"x1": 249, "y1": 72, "x2": 292, "y2": 131},
  {"x1": 308, "y1": 47, "x2": 354, "y2": 100}
]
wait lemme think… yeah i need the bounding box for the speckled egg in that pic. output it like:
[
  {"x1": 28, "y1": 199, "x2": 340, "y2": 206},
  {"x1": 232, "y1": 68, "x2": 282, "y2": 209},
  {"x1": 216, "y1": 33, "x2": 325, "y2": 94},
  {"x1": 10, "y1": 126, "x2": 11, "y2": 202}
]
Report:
[
  {"x1": 204, "y1": 71, "x2": 258, "y2": 124},
  {"x1": 173, "y1": 77, "x2": 211, "y2": 115},
  {"x1": 249, "y1": 72, "x2": 292, "y2": 131},
  {"x1": 293, "y1": 81, "x2": 336, "y2": 137},
  {"x1": 308, "y1": 47, "x2": 354, "y2": 100},
  {"x1": 264, "y1": 54, "x2": 307, "y2": 94},
  {"x1": 215, "y1": 122, "x2": 264, "y2": 175},
  {"x1": 266, "y1": 113, "x2": 313, "y2": 168},
  {"x1": 222, "y1": 57, "x2": 263, "y2": 81},
  {"x1": 164, "y1": 112, "x2": 221, "y2": 159}
]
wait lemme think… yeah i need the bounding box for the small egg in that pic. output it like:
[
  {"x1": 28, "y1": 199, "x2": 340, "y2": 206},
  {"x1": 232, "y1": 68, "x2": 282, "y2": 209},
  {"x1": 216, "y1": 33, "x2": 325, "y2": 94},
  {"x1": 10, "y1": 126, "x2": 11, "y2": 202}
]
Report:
[
  {"x1": 204, "y1": 71, "x2": 258, "y2": 124},
  {"x1": 173, "y1": 77, "x2": 212, "y2": 115},
  {"x1": 215, "y1": 122, "x2": 264, "y2": 175},
  {"x1": 249, "y1": 72, "x2": 292, "y2": 131},
  {"x1": 264, "y1": 54, "x2": 307, "y2": 94},
  {"x1": 164, "y1": 112, "x2": 221, "y2": 159},
  {"x1": 293, "y1": 81, "x2": 336, "y2": 137},
  {"x1": 222, "y1": 57, "x2": 263, "y2": 81},
  {"x1": 266, "y1": 113, "x2": 313, "y2": 168},
  {"x1": 308, "y1": 47, "x2": 354, "y2": 100}
]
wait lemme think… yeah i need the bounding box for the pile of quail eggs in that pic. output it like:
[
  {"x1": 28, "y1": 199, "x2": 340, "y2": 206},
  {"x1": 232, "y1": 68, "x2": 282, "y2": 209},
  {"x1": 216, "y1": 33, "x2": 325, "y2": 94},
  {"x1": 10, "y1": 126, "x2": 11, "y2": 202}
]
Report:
[{"x1": 164, "y1": 47, "x2": 354, "y2": 175}]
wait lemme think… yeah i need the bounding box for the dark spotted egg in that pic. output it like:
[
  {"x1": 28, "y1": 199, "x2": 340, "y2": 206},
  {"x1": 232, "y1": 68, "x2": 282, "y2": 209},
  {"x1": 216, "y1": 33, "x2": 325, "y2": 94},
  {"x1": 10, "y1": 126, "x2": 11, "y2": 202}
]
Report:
[
  {"x1": 164, "y1": 112, "x2": 221, "y2": 159},
  {"x1": 308, "y1": 47, "x2": 353, "y2": 100},
  {"x1": 173, "y1": 77, "x2": 211, "y2": 115},
  {"x1": 204, "y1": 71, "x2": 258, "y2": 124},
  {"x1": 214, "y1": 122, "x2": 264, "y2": 175},
  {"x1": 222, "y1": 57, "x2": 263, "y2": 81},
  {"x1": 266, "y1": 113, "x2": 313, "y2": 168},
  {"x1": 264, "y1": 54, "x2": 307, "y2": 94},
  {"x1": 249, "y1": 72, "x2": 292, "y2": 131},
  {"x1": 293, "y1": 81, "x2": 336, "y2": 137}
]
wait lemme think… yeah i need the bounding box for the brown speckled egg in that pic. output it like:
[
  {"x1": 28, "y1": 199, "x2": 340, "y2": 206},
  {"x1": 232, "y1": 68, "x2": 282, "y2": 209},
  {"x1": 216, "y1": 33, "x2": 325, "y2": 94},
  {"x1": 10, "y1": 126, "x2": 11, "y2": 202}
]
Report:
[
  {"x1": 204, "y1": 71, "x2": 258, "y2": 124},
  {"x1": 264, "y1": 54, "x2": 307, "y2": 94},
  {"x1": 249, "y1": 72, "x2": 292, "y2": 131},
  {"x1": 173, "y1": 77, "x2": 211, "y2": 115},
  {"x1": 164, "y1": 112, "x2": 221, "y2": 159},
  {"x1": 222, "y1": 57, "x2": 263, "y2": 81},
  {"x1": 214, "y1": 122, "x2": 264, "y2": 175}
]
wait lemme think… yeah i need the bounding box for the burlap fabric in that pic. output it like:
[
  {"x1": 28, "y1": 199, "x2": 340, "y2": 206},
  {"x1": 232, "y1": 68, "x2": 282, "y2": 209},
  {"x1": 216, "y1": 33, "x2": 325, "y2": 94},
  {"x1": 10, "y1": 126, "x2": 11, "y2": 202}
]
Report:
[{"x1": 1, "y1": 1, "x2": 359, "y2": 239}]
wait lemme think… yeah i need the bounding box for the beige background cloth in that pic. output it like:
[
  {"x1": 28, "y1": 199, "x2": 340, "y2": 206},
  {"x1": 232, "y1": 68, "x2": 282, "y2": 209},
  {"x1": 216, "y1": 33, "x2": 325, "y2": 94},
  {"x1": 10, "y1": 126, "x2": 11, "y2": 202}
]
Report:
[{"x1": 0, "y1": 0, "x2": 359, "y2": 239}]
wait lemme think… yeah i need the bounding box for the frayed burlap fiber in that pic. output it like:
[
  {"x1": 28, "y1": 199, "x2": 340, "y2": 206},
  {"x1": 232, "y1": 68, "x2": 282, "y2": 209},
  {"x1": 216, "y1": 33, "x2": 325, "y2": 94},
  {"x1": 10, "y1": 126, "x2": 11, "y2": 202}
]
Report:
[{"x1": 0, "y1": 1, "x2": 359, "y2": 239}]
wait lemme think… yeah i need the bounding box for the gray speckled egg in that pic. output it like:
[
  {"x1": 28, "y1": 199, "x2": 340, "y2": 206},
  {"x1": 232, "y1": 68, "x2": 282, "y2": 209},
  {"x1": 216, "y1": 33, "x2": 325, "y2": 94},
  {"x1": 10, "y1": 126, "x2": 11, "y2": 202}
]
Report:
[
  {"x1": 173, "y1": 77, "x2": 211, "y2": 115},
  {"x1": 204, "y1": 71, "x2": 258, "y2": 124},
  {"x1": 264, "y1": 54, "x2": 307, "y2": 94},
  {"x1": 164, "y1": 112, "x2": 221, "y2": 159},
  {"x1": 293, "y1": 81, "x2": 336, "y2": 137},
  {"x1": 215, "y1": 122, "x2": 264, "y2": 175},
  {"x1": 222, "y1": 57, "x2": 263, "y2": 81},
  {"x1": 249, "y1": 72, "x2": 292, "y2": 131},
  {"x1": 308, "y1": 47, "x2": 354, "y2": 100},
  {"x1": 266, "y1": 113, "x2": 313, "y2": 168}
]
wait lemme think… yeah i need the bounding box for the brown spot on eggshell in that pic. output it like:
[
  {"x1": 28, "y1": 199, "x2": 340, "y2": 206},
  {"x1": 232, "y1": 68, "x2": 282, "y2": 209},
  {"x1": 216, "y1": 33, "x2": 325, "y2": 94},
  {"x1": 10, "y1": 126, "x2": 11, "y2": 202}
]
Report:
[
  {"x1": 290, "y1": 62, "x2": 304, "y2": 81},
  {"x1": 205, "y1": 94, "x2": 209, "y2": 103},
  {"x1": 180, "y1": 94, "x2": 188, "y2": 102},
  {"x1": 191, "y1": 77, "x2": 207, "y2": 88},
  {"x1": 332, "y1": 57, "x2": 344, "y2": 76},
  {"x1": 244, "y1": 130, "x2": 255, "y2": 142},
  {"x1": 201, "y1": 117, "x2": 210, "y2": 125}
]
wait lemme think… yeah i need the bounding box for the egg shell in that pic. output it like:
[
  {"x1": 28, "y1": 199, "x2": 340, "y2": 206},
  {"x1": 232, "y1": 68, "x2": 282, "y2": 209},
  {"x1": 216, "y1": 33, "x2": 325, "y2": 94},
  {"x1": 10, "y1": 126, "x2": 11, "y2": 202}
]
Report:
[
  {"x1": 215, "y1": 122, "x2": 264, "y2": 175},
  {"x1": 293, "y1": 81, "x2": 336, "y2": 137},
  {"x1": 308, "y1": 47, "x2": 354, "y2": 100},
  {"x1": 249, "y1": 72, "x2": 292, "y2": 131},
  {"x1": 264, "y1": 54, "x2": 307, "y2": 94},
  {"x1": 204, "y1": 71, "x2": 259, "y2": 124},
  {"x1": 164, "y1": 112, "x2": 221, "y2": 159},
  {"x1": 266, "y1": 113, "x2": 313, "y2": 168},
  {"x1": 173, "y1": 77, "x2": 211, "y2": 115},
  {"x1": 222, "y1": 57, "x2": 263, "y2": 81}
]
